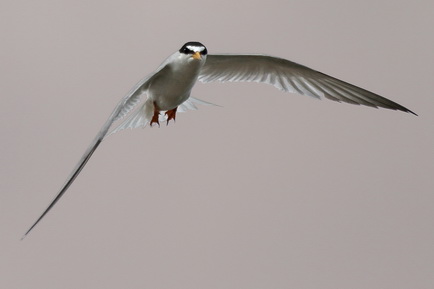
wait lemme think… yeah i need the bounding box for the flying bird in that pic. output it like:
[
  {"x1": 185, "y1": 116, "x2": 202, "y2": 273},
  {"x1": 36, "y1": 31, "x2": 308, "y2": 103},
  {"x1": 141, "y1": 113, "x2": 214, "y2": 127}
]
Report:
[{"x1": 22, "y1": 41, "x2": 416, "y2": 238}]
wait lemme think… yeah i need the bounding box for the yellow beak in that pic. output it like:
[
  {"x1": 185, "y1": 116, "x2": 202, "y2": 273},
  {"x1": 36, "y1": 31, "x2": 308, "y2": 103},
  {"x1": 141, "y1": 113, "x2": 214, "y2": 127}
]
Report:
[{"x1": 192, "y1": 51, "x2": 202, "y2": 60}]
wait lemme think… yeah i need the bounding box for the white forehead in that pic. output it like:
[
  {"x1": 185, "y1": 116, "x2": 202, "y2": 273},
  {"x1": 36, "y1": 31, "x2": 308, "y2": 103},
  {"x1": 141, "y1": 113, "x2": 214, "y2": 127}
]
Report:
[{"x1": 186, "y1": 45, "x2": 205, "y2": 52}]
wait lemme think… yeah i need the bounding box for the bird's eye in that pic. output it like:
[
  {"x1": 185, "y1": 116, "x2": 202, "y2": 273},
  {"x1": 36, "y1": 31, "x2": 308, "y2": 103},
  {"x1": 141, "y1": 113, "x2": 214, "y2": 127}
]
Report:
[
  {"x1": 201, "y1": 48, "x2": 208, "y2": 55},
  {"x1": 180, "y1": 47, "x2": 191, "y2": 54}
]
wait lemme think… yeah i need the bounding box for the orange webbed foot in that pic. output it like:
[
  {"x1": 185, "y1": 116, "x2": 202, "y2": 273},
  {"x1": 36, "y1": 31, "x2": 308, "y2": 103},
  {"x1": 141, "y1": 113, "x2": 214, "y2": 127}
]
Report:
[
  {"x1": 150, "y1": 102, "x2": 160, "y2": 127},
  {"x1": 165, "y1": 107, "x2": 178, "y2": 125}
]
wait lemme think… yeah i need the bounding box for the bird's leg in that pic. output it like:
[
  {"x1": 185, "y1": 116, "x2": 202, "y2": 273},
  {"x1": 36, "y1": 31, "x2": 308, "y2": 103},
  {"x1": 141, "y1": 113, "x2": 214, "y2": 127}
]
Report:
[
  {"x1": 150, "y1": 102, "x2": 160, "y2": 127},
  {"x1": 165, "y1": 107, "x2": 178, "y2": 125}
]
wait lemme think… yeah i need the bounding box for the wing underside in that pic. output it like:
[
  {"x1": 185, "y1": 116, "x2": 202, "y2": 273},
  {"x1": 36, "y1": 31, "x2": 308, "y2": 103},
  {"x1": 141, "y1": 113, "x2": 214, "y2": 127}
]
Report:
[{"x1": 199, "y1": 54, "x2": 416, "y2": 115}]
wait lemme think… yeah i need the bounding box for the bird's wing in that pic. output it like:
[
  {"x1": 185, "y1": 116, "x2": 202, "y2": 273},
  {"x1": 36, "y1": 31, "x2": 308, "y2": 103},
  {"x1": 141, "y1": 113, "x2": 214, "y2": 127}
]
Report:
[
  {"x1": 199, "y1": 54, "x2": 416, "y2": 115},
  {"x1": 22, "y1": 73, "x2": 154, "y2": 239}
]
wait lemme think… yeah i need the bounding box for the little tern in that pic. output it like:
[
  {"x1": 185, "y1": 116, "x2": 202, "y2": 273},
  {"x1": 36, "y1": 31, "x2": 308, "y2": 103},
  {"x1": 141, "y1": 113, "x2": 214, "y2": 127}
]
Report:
[{"x1": 22, "y1": 41, "x2": 416, "y2": 238}]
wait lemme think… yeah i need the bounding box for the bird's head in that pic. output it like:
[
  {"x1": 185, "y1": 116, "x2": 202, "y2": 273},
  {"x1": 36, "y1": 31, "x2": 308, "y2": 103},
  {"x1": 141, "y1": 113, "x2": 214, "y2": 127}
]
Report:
[{"x1": 178, "y1": 41, "x2": 208, "y2": 61}]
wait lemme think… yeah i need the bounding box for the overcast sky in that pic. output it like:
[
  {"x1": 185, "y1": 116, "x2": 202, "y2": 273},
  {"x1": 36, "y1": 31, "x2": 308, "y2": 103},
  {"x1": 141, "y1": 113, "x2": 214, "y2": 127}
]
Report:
[{"x1": 1, "y1": 1, "x2": 433, "y2": 288}]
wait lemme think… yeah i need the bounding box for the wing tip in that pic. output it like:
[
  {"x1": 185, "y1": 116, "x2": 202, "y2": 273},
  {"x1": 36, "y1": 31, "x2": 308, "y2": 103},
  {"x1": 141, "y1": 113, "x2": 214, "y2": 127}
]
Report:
[
  {"x1": 390, "y1": 103, "x2": 418, "y2": 116},
  {"x1": 404, "y1": 108, "x2": 418, "y2": 116},
  {"x1": 21, "y1": 224, "x2": 36, "y2": 240}
]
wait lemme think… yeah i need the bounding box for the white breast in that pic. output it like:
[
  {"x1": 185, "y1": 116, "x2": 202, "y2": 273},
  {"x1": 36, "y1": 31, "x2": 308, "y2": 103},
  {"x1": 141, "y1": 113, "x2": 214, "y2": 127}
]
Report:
[{"x1": 148, "y1": 53, "x2": 206, "y2": 110}]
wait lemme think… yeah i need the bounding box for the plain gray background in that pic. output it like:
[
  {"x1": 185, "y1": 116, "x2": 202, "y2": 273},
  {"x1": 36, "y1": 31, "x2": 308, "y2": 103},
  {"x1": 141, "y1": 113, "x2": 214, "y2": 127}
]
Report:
[{"x1": 1, "y1": 0, "x2": 433, "y2": 288}]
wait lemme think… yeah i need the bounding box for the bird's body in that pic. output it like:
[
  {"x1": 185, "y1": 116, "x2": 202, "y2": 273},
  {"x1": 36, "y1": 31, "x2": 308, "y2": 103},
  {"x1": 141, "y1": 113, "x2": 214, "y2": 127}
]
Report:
[
  {"x1": 149, "y1": 51, "x2": 204, "y2": 110},
  {"x1": 22, "y1": 41, "x2": 416, "y2": 238}
]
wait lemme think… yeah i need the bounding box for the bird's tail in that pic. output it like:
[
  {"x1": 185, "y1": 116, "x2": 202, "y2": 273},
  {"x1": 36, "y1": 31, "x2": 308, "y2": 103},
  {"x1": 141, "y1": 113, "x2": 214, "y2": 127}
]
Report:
[
  {"x1": 108, "y1": 99, "x2": 156, "y2": 135},
  {"x1": 108, "y1": 96, "x2": 220, "y2": 136}
]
